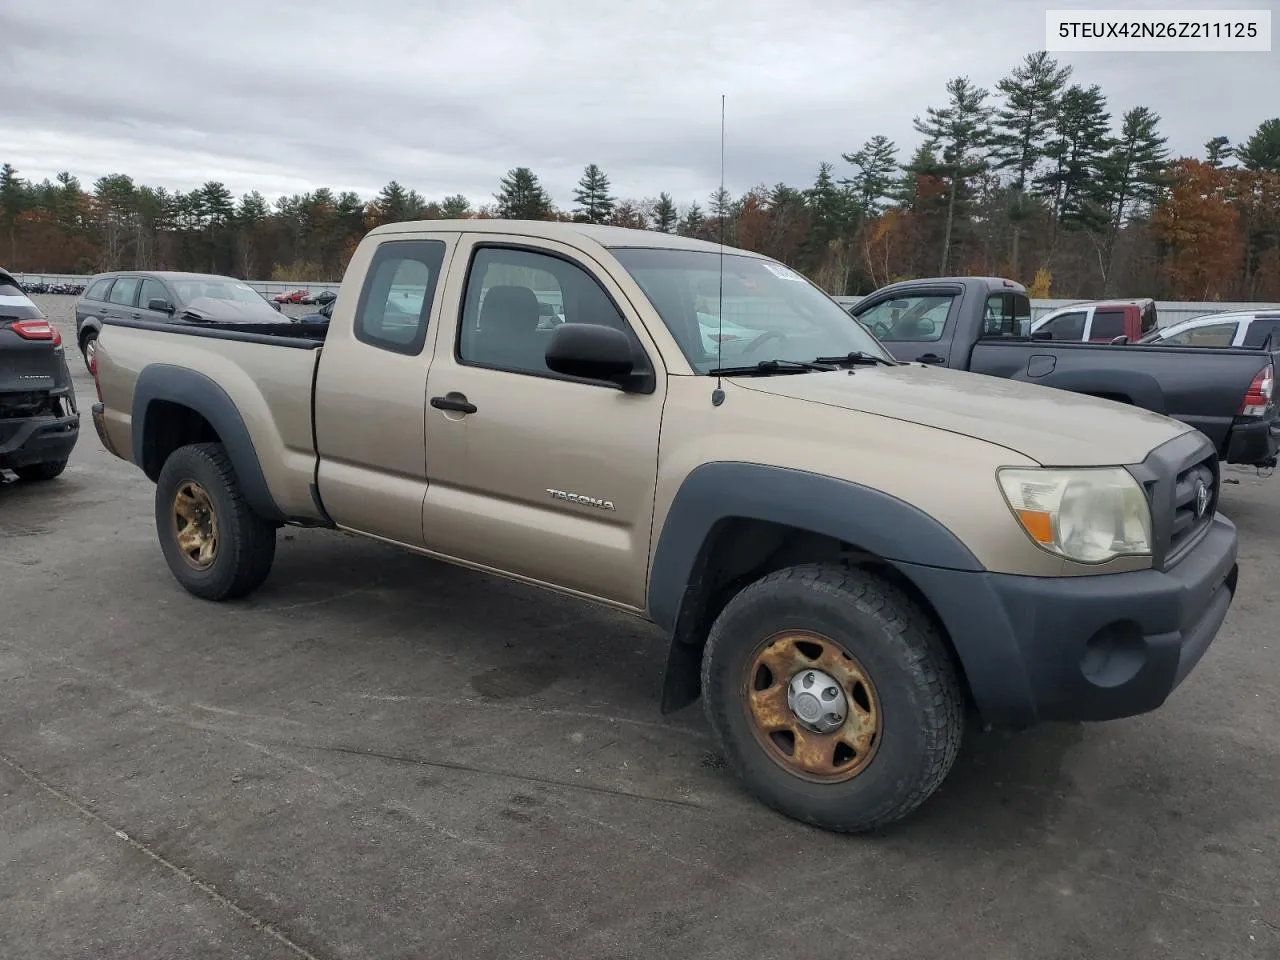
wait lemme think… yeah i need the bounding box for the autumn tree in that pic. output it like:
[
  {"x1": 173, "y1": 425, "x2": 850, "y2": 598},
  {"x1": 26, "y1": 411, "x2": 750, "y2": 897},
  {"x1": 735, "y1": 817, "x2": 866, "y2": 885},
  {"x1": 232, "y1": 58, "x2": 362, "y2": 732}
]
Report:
[
  {"x1": 495, "y1": 167, "x2": 554, "y2": 220},
  {"x1": 573, "y1": 164, "x2": 615, "y2": 223},
  {"x1": 913, "y1": 75, "x2": 993, "y2": 273},
  {"x1": 1152, "y1": 159, "x2": 1242, "y2": 299}
]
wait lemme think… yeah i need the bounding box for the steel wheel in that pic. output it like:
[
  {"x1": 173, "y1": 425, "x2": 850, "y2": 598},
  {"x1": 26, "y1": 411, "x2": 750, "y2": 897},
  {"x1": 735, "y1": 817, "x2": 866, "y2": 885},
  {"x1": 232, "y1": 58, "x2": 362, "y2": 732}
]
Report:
[
  {"x1": 171, "y1": 480, "x2": 219, "y2": 570},
  {"x1": 743, "y1": 630, "x2": 882, "y2": 783}
]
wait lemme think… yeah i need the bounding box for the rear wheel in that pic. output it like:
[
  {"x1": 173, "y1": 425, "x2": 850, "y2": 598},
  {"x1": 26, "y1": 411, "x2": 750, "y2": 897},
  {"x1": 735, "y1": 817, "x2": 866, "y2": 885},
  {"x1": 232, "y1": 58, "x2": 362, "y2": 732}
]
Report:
[
  {"x1": 155, "y1": 442, "x2": 276, "y2": 601},
  {"x1": 80, "y1": 329, "x2": 99, "y2": 373},
  {"x1": 701, "y1": 563, "x2": 964, "y2": 833},
  {"x1": 14, "y1": 459, "x2": 68, "y2": 482}
]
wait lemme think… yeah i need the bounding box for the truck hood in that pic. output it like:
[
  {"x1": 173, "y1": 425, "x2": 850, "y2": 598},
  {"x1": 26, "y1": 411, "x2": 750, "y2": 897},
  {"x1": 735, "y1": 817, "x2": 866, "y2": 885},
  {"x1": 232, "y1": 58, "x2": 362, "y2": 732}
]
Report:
[{"x1": 730, "y1": 362, "x2": 1191, "y2": 466}]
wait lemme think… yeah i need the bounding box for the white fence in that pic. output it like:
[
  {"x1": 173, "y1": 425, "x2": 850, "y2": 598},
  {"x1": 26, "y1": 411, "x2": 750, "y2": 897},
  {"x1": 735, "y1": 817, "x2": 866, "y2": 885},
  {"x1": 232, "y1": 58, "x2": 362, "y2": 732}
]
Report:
[
  {"x1": 13, "y1": 272, "x2": 342, "y2": 299},
  {"x1": 15, "y1": 271, "x2": 1280, "y2": 327},
  {"x1": 832, "y1": 295, "x2": 1280, "y2": 329}
]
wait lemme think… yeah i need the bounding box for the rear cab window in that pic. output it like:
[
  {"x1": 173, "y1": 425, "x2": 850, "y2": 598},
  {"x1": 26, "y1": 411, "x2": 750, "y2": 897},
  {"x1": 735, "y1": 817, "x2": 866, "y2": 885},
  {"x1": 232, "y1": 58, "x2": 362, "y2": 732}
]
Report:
[
  {"x1": 352, "y1": 240, "x2": 446, "y2": 355},
  {"x1": 1243, "y1": 318, "x2": 1280, "y2": 348},
  {"x1": 981, "y1": 292, "x2": 1031, "y2": 339}
]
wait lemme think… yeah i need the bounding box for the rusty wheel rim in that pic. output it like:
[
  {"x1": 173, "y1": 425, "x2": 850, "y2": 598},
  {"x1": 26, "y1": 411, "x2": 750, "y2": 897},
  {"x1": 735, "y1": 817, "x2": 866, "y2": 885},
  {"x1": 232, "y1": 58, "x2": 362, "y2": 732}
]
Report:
[
  {"x1": 742, "y1": 630, "x2": 883, "y2": 783},
  {"x1": 171, "y1": 480, "x2": 218, "y2": 571}
]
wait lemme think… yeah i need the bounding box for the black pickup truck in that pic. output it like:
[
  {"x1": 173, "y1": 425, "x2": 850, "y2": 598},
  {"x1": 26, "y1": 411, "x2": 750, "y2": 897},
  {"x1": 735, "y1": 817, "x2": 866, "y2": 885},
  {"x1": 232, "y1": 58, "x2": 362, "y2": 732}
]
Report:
[{"x1": 847, "y1": 277, "x2": 1280, "y2": 467}]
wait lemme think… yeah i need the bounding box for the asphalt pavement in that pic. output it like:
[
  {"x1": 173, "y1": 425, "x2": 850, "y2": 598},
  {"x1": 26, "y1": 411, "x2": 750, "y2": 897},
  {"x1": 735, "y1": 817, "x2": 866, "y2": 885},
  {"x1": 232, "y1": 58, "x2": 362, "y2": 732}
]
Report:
[{"x1": 2, "y1": 296, "x2": 1278, "y2": 960}]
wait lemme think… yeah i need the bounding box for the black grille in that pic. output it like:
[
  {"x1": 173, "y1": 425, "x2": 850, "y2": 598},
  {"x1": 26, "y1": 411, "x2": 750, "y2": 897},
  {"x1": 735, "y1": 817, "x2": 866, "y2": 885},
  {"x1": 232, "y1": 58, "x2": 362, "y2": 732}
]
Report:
[
  {"x1": 1169, "y1": 456, "x2": 1218, "y2": 559},
  {"x1": 1129, "y1": 431, "x2": 1220, "y2": 571}
]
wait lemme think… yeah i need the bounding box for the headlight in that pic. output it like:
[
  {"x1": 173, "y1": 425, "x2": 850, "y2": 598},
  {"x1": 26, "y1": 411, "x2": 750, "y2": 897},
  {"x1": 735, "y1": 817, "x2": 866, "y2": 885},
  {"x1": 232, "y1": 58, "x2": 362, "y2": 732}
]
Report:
[{"x1": 997, "y1": 467, "x2": 1152, "y2": 564}]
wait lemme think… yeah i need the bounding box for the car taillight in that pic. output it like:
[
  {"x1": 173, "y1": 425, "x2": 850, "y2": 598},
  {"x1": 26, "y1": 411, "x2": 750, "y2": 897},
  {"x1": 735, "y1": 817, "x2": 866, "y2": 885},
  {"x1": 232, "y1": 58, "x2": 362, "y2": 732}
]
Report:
[
  {"x1": 1239, "y1": 364, "x2": 1274, "y2": 417},
  {"x1": 9, "y1": 319, "x2": 61, "y2": 346}
]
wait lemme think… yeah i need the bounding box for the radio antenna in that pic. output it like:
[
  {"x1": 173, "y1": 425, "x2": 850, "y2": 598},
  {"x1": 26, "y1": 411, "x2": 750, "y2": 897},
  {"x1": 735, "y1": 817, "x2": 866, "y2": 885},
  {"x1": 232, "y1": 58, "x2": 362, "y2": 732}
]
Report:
[{"x1": 712, "y1": 93, "x2": 726, "y2": 407}]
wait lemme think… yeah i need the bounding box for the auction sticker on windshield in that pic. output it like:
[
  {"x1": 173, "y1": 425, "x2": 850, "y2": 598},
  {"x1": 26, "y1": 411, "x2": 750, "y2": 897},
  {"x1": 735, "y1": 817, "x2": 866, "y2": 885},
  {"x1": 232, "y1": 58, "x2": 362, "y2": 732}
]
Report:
[{"x1": 762, "y1": 263, "x2": 806, "y2": 282}]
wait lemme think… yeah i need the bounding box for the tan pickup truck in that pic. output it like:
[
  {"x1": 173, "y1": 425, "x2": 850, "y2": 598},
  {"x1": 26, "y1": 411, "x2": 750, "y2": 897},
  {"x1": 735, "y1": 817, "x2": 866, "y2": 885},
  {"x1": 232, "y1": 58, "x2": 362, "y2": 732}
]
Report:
[{"x1": 89, "y1": 220, "x2": 1239, "y2": 833}]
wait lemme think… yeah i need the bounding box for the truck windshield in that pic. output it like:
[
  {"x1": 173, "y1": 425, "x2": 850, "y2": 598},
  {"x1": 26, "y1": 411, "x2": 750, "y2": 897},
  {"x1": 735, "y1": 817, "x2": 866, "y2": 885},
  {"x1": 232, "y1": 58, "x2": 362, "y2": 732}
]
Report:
[{"x1": 610, "y1": 247, "x2": 893, "y2": 372}]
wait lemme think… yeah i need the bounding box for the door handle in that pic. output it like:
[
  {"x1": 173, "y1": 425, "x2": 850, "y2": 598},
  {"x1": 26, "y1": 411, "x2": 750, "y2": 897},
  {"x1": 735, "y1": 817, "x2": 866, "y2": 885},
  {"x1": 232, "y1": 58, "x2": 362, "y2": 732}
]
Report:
[
  {"x1": 918, "y1": 353, "x2": 945, "y2": 364},
  {"x1": 131, "y1": 312, "x2": 141, "y2": 319},
  {"x1": 430, "y1": 393, "x2": 477, "y2": 414}
]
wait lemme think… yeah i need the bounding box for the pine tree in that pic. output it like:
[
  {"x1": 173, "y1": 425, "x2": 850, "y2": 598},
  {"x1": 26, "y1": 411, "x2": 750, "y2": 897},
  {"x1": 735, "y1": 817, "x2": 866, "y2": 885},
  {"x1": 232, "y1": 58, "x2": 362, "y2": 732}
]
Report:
[
  {"x1": 989, "y1": 51, "x2": 1073, "y2": 276},
  {"x1": 572, "y1": 164, "x2": 615, "y2": 223},
  {"x1": 840, "y1": 135, "x2": 899, "y2": 217},
  {"x1": 495, "y1": 167, "x2": 554, "y2": 220},
  {"x1": 650, "y1": 192, "x2": 678, "y2": 233},
  {"x1": 678, "y1": 202, "x2": 705, "y2": 238},
  {"x1": 1099, "y1": 106, "x2": 1170, "y2": 291},
  {"x1": 912, "y1": 76, "x2": 993, "y2": 273},
  {"x1": 374, "y1": 181, "x2": 414, "y2": 223},
  {"x1": 1205, "y1": 135, "x2": 1235, "y2": 168},
  {"x1": 440, "y1": 194, "x2": 472, "y2": 218},
  {"x1": 1035, "y1": 83, "x2": 1114, "y2": 235},
  {"x1": 0, "y1": 163, "x2": 29, "y2": 264},
  {"x1": 1238, "y1": 118, "x2": 1280, "y2": 173}
]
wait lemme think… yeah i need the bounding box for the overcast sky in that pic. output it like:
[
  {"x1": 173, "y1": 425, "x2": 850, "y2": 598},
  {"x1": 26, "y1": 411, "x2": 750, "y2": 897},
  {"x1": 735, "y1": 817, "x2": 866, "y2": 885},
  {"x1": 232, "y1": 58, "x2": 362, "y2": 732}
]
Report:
[{"x1": 1, "y1": 0, "x2": 1275, "y2": 209}]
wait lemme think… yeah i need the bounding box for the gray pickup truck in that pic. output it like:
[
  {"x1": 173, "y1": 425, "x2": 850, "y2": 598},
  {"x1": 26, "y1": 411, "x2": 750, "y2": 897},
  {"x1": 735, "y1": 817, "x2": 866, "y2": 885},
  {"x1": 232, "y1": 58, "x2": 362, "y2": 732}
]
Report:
[
  {"x1": 848, "y1": 277, "x2": 1280, "y2": 467},
  {"x1": 89, "y1": 222, "x2": 1239, "y2": 833}
]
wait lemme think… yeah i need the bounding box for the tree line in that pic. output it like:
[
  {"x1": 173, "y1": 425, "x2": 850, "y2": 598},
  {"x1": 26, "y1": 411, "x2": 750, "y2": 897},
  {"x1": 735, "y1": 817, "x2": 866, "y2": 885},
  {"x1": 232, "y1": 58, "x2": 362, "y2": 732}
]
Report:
[{"x1": 2, "y1": 50, "x2": 1278, "y2": 301}]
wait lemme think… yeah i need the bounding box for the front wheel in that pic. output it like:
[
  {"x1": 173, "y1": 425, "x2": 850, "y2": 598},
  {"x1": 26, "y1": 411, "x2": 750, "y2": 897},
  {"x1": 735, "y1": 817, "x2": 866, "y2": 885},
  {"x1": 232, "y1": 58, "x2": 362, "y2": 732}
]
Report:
[
  {"x1": 155, "y1": 442, "x2": 276, "y2": 601},
  {"x1": 701, "y1": 563, "x2": 964, "y2": 833}
]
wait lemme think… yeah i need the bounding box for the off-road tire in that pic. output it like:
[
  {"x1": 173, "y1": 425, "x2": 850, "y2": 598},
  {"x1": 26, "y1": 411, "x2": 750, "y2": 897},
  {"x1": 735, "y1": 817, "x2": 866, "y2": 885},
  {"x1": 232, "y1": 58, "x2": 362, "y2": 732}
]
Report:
[
  {"x1": 155, "y1": 442, "x2": 276, "y2": 601},
  {"x1": 14, "y1": 459, "x2": 69, "y2": 482},
  {"x1": 701, "y1": 563, "x2": 964, "y2": 833}
]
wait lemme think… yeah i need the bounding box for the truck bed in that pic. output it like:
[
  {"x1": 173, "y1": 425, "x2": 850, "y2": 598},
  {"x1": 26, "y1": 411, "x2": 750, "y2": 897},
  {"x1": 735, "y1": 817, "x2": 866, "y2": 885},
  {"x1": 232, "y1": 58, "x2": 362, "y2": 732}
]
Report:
[{"x1": 95, "y1": 317, "x2": 326, "y2": 522}]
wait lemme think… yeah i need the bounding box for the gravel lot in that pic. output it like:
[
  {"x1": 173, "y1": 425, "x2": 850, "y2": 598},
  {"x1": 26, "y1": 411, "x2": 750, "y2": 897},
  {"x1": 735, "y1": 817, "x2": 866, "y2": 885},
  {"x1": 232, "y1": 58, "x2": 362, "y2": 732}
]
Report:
[{"x1": 3, "y1": 295, "x2": 1279, "y2": 960}]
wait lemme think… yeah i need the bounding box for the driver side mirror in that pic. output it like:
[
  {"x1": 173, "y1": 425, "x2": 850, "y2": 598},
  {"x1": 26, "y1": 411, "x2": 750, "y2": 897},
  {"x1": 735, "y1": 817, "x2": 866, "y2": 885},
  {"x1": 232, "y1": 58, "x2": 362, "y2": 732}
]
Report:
[
  {"x1": 545, "y1": 323, "x2": 650, "y2": 391},
  {"x1": 1031, "y1": 329, "x2": 1053, "y2": 340},
  {"x1": 1110, "y1": 335, "x2": 1128, "y2": 345},
  {"x1": 148, "y1": 297, "x2": 174, "y2": 313}
]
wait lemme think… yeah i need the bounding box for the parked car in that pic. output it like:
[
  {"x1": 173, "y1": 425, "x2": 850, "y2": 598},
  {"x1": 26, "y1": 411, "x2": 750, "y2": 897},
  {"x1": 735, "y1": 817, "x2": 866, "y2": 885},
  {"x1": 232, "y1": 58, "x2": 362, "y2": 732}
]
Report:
[
  {"x1": 1030, "y1": 298, "x2": 1159, "y2": 343},
  {"x1": 273, "y1": 289, "x2": 310, "y2": 304},
  {"x1": 849, "y1": 277, "x2": 1280, "y2": 467},
  {"x1": 89, "y1": 221, "x2": 1239, "y2": 834},
  {"x1": 301, "y1": 290, "x2": 337, "y2": 306},
  {"x1": 75, "y1": 272, "x2": 291, "y2": 371},
  {"x1": 0, "y1": 267, "x2": 79, "y2": 481},
  {"x1": 1136, "y1": 310, "x2": 1280, "y2": 348}
]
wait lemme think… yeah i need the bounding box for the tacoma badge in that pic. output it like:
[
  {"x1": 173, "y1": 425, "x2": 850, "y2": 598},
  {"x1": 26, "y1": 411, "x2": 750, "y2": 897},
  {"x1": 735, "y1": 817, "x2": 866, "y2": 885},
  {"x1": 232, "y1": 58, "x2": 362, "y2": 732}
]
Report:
[{"x1": 547, "y1": 488, "x2": 616, "y2": 511}]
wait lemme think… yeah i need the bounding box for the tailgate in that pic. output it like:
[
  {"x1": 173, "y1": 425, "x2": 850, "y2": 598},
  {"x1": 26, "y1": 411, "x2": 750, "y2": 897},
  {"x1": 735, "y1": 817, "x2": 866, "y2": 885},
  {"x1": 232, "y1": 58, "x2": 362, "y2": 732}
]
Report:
[{"x1": 0, "y1": 323, "x2": 65, "y2": 395}]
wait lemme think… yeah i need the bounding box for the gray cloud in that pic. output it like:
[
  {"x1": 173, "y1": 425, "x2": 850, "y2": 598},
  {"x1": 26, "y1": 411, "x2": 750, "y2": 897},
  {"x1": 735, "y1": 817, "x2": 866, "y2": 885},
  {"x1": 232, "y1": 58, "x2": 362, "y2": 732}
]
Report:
[{"x1": 1, "y1": 0, "x2": 1274, "y2": 208}]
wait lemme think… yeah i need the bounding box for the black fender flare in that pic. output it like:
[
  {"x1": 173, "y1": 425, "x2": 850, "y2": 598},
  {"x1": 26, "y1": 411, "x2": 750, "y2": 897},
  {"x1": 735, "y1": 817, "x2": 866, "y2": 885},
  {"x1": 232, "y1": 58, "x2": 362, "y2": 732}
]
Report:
[
  {"x1": 1026, "y1": 368, "x2": 1167, "y2": 413},
  {"x1": 647, "y1": 462, "x2": 985, "y2": 712},
  {"x1": 131, "y1": 363, "x2": 286, "y2": 522}
]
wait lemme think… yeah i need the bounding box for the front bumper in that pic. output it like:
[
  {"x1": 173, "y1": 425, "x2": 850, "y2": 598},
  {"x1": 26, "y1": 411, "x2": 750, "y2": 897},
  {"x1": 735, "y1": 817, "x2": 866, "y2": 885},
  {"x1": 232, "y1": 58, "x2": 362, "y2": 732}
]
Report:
[
  {"x1": 899, "y1": 513, "x2": 1238, "y2": 728},
  {"x1": 0, "y1": 411, "x2": 80, "y2": 469},
  {"x1": 1223, "y1": 416, "x2": 1280, "y2": 466}
]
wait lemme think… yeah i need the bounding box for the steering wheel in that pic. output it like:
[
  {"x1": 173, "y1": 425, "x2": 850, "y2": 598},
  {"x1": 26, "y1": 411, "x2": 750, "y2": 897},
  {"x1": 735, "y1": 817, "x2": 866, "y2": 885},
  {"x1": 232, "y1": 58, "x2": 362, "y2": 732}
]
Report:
[
  {"x1": 864, "y1": 319, "x2": 891, "y2": 338},
  {"x1": 741, "y1": 330, "x2": 788, "y2": 354}
]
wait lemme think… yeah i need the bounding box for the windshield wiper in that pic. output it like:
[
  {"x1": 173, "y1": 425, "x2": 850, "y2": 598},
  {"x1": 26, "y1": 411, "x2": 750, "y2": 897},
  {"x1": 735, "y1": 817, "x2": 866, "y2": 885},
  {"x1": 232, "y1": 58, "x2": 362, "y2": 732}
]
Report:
[
  {"x1": 709, "y1": 359, "x2": 836, "y2": 376},
  {"x1": 812, "y1": 351, "x2": 901, "y2": 368}
]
